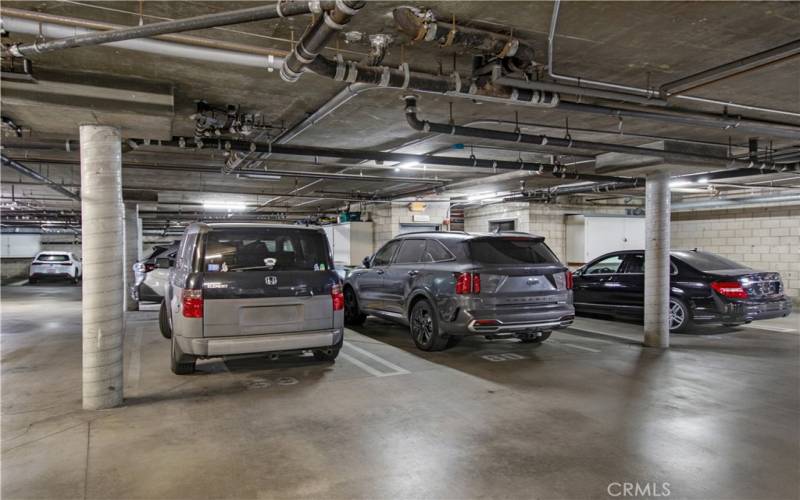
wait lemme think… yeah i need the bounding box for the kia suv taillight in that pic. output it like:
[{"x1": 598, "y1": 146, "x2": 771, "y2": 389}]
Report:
[
  {"x1": 181, "y1": 289, "x2": 204, "y2": 318},
  {"x1": 711, "y1": 281, "x2": 748, "y2": 299},
  {"x1": 566, "y1": 271, "x2": 574, "y2": 290},
  {"x1": 331, "y1": 284, "x2": 344, "y2": 311},
  {"x1": 455, "y1": 272, "x2": 480, "y2": 295}
]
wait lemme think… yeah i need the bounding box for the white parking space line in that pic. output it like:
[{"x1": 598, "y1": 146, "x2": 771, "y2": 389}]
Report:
[
  {"x1": 126, "y1": 325, "x2": 143, "y2": 392},
  {"x1": 743, "y1": 324, "x2": 798, "y2": 334},
  {"x1": 558, "y1": 330, "x2": 614, "y2": 344},
  {"x1": 344, "y1": 342, "x2": 410, "y2": 375},
  {"x1": 556, "y1": 342, "x2": 602, "y2": 353},
  {"x1": 340, "y1": 352, "x2": 403, "y2": 378},
  {"x1": 566, "y1": 325, "x2": 641, "y2": 343},
  {"x1": 7, "y1": 279, "x2": 28, "y2": 287}
]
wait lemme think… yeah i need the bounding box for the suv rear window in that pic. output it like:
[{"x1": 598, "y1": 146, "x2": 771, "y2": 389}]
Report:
[
  {"x1": 469, "y1": 238, "x2": 559, "y2": 265},
  {"x1": 673, "y1": 250, "x2": 748, "y2": 272},
  {"x1": 37, "y1": 254, "x2": 69, "y2": 262},
  {"x1": 204, "y1": 228, "x2": 330, "y2": 272}
]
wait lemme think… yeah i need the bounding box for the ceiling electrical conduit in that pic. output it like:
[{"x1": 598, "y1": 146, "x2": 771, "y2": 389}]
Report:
[
  {"x1": 546, "y1": 0, "x2": 800, "y2": 119},
  {"x1": 7, "y1": 1, "x2": 332, "y2": 57},
  {"x1": 403, "y1": 95, "x2": 798, "y2": 170}
]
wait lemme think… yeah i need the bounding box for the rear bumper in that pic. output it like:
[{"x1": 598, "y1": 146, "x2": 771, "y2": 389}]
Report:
[
  {"x1": 176, "y1": 328, "x2": 344, "y2": 357},
  {"x1": 29, "y1": 272, "x2": 74, "y2": 280},
  {"x1": 693, "y1": 297, "x2": 792, "y2": 324},
  {"x1": 442, "y1": 303, "x2": 575, "y2": 336},
  {"x1": 467, "y1": 316, "x2": 574, "y2": 334}
]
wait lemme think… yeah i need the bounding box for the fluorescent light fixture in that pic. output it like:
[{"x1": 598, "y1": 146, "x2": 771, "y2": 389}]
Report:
[
  {"x1": 395, "y1": 161, "x2": 420, "y2": 170},
  {"x1": 669, "y1": 180, "x2": 692, "y2": 188},
  {"x1": 697, "y1": 177, "x2": 709, "y2": 184},
  {"x1": 203, "y1": 202, "x2": 246, "y2": 211},
  {"x1": 237, "y1": 173, "x2": 282, "y2": 181}
]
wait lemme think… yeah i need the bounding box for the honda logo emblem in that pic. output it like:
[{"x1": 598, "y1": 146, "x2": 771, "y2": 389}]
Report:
[{"x1": 265, "y1": 276, "x2": 277, "y2": 285}]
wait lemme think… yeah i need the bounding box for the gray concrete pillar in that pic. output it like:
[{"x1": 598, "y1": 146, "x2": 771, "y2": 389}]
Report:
[
  {"x1": 124, "y1": 203, "x2": 140, "y2": 312},
  {"x1": 644, "y1": 170, "x2": 671, "y2": 348},
  {"x1": 79, "y1": 125, "x2": 124, "y2": 410}
]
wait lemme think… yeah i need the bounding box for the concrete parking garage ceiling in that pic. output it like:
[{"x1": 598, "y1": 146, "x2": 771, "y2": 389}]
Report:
[{"x1": 1, "y1": 1, "x2": 799, "y2": 233}]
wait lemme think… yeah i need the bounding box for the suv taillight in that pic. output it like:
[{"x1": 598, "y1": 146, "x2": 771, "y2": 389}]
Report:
[
  {"x1": 144, "y1": 263, "x2": 156, "y2": 273},
  {"x1": 455, "y1": 272, "x2": 480, "y2": 295},
  {"x1": 566, "y1": 271, "x2": 574, "y2": 290},
  {"x1": 181, "y1": 289, "x2": 204, "y2": 318},
  {"x1": 331, "y1": 284, "x2": 344, "y2": 311},
  {"x1": 711, "y1": 281, "x2": 748, "y2": 299}
]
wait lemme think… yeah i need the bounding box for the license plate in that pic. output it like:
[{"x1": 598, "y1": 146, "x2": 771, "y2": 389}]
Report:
[{"x1": 46, "y1": 268, "x2": 56, "y2": 273}]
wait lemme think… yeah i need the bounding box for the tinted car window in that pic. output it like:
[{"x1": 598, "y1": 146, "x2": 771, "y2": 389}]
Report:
[
  {"x1": 395, "y1": 239, "x2": 426, "y2": 264},
  {"x1": 468, "y1": 238, "x2": 559, "y2": 265},
  {"x1": 36, "y1": 254, "x2": 69, "y2": 262},
  {"x1": 423, "y1": 240, "x2": 454, "y2": 262},
  {"x1": 372, "y1": 240, "x2": 401, "y2": 266},
  {"x1": 673, "y1": 251, "x2": 749, "y2": 272},
  {"x1": 204, "y1": 228, "x2": 329, "y2": 272},
  {"x1": 585, "y1": 255, "x2": 624, "y2": 274},
  {"x1": 623, "y1": 254, "x2": 644, "y2": 273}
]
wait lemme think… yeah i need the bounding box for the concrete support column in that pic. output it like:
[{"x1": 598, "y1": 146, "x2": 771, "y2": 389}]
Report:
[
  {"x1": 80, "y1": 125, "x2": 124, "y2": 410},
  {"x1": 644, "y1": 170, "x2": 671, "y2": 348},
  {"x1": 124, "y1": 203, "x2": 141, "y2": 312}
]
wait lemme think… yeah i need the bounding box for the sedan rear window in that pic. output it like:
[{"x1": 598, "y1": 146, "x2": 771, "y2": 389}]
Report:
[
  {"x1": 36, "y1": 254, "x2": 69, "y2": 262},
  {"x1": 468, "y1": 238, "x2": 559, "y2": 265},
  {"x1": 673, "y1": 250, "x2": 749, "y2": 272},
  {"x1": 205, "y1": 228, "x2": 330, "y2": 272}
]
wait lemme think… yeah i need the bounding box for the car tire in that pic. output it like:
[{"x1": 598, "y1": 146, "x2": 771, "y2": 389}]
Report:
[
  {"x1": 343, "y1": 286, "x2": 367, "y2": 326},
  {"x1": 170, "y1": 335, "x2": 195, "y2": 375},
  {"x1": 159, "y1": 300, "x2": 172, "y2": 339},
  {"x1": 669, "y1": 297, "x2": 692, "y2": 333},
  {"x1": 521, "y1": 331, "x2": 552, "y2": 343},
  {"x1": 409, "y1": 299, "x2": 449, "y2": 351},
  {"x1": 313, "y1": 335, "x2": 343, "y2": 362},
  {"x1": 28, "y1": 277, "x2": 37, "y2": 284}
]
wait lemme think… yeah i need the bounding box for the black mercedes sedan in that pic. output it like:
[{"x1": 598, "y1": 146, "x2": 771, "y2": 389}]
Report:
[{"x1": 573, "y1": 249, "x2": 792, "y2": 332}]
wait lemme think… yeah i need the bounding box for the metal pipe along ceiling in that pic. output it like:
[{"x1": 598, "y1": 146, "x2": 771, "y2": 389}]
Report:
[
  {"x1": 546, "y1": 0, "x2": 800, "y2": 119},
  {"x1": 8, "y1": 1, "x2": 331, "y2": 57},
  {"x1": 1, "y1": 154, "x2": 81, "y2": 201},
  {"x1": 402, "y1": 96, "x2": 798, "y2": 170},
  {"x1": 2, "y1": 17, "x2": 284, "y2": 69}
]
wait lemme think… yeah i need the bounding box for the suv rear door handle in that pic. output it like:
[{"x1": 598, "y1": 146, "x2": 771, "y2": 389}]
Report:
[
  {"x1": 376, "y1": 269, "x2": 385, "y2": 275},
  {"x1": 407, "y1": 270, "x2": 419, "y2": 276}
]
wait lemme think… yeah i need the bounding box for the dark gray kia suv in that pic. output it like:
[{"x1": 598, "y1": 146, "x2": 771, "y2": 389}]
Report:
[{"x1": 344, "y1": 232, "x2": 574, "y2": 351}]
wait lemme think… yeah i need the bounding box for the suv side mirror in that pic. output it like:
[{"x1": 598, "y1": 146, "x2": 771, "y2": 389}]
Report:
[
  {"x1": 362, "y1": 256, "x2": 371, "y2": 269},
  {"x1": 156, "y1": 258, "x2": 172, "y2": 269}
]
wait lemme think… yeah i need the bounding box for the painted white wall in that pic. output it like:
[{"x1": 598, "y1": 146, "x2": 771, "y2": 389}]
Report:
[{"x1": 1, "y1": 234, "x2": 42, "y2": 258}]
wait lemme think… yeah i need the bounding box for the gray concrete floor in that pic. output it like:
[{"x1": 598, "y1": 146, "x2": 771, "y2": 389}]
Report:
[{"x1": 2, "y1": 284, "x2": 799, "y2": 500}]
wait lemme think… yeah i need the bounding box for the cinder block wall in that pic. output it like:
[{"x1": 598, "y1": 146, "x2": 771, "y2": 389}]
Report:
[
  {"x1": 671, "y1": 205, "x2": 800, "y2": 303},
  {"x1": 464, "y1": 202, "x2": 627, "y2": 260},
  {"x1": 368, "y1": 202, "x2": 450, "y2": 249}
]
